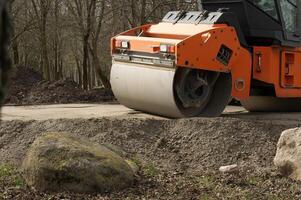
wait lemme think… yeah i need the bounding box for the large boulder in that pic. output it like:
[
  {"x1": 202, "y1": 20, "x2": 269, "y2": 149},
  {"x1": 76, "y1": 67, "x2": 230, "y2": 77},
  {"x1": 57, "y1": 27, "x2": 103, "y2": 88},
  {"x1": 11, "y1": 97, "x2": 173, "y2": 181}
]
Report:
[
  {"x1": 22, "y1": 132, "x2": 134, "y2": 193},
  {"x1": 274, "y1": 128, "x2": 301, "y2": 180}
]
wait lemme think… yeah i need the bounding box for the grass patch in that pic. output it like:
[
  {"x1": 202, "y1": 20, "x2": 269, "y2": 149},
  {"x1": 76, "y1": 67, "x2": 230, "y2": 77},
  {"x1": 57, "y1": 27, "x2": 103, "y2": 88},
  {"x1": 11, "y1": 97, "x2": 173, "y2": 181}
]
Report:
[
  {"x1": 197, "y1": 175, "x2": 216, "y2": 189},
  {"x1": 0, "y1": 165, "x2": 13, "y2": 178},
  {"x1": 246, "y1": 176, "x2": 261, "y2": 186},
  {"x1": 199, "y1": 194, "x2": 216, "y2": 200},
  {"x1": 267, "y1": 195, "x2": 287, "y2": 200},
  {"x1": 131, "y1": 156, "x2": 142, "y2": 167},
  {"x1": 144, "y1": 163, "x2": 160, "y2": 177},
  {"x1": 0, "y1": 165, "x2": 25, "y2": 188}
]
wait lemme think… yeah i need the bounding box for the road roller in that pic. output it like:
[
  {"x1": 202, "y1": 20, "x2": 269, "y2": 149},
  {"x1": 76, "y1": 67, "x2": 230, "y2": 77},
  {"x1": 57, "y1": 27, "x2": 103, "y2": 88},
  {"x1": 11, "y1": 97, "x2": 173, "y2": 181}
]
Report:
[{"x1": 110, "y1": 0, "x2": 301, "y2": 118}]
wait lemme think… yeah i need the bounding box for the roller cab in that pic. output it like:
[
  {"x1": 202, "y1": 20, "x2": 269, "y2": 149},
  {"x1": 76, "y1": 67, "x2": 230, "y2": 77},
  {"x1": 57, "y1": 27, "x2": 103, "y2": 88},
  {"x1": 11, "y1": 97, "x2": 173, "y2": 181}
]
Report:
[{"x1": 110, "y1": 10, "x2": 252, "y2": 118}]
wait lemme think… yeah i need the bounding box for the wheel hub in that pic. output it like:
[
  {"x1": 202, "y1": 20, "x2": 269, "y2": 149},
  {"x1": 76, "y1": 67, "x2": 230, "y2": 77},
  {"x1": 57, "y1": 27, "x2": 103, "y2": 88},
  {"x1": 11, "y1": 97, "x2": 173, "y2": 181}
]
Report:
[{"x1": 175, "y1": 69, "x2": 219, "y2": 109}]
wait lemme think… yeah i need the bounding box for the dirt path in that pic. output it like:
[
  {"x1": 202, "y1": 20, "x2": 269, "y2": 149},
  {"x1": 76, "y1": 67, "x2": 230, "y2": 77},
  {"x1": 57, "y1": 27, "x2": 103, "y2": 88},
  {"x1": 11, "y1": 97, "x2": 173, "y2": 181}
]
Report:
[
  {"x1": 1, "y1": 104, "x2": 134, "y2": 121},
  {"x1": 3, "y1": 104, "x2": 301, "y2": 125},
  {"x1": 1, "y1": 104, "x2": 244, "y2": 121}
]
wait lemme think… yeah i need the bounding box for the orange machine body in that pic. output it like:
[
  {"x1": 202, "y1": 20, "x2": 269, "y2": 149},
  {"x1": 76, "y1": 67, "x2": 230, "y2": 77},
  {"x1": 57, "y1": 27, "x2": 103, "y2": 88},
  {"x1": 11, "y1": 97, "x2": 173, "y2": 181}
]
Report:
[
  {"x1": 112, "y1": 23, "x2": 252, "y2": 101},
  {"x1": 253, "y1": 46, "x2": 301, "y2": 97}
]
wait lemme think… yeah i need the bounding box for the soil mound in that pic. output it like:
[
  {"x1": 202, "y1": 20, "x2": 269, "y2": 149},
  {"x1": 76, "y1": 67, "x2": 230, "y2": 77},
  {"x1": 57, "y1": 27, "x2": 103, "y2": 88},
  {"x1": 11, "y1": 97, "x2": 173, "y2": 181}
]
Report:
[
  {"x1": 5, "y1": 66, "x2": 115, "y2": 105},
  {"x1": 0, "y1": 117, "x2": 300, "y2": 199},
  {"x1": 5, "y1": 66, "x2": 42, "y2": 104}
]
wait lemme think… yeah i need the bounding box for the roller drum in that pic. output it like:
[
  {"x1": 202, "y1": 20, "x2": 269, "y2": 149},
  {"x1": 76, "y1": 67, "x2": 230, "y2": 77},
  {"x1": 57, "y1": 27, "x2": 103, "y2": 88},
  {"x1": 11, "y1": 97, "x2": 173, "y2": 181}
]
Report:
[{"x1": 110, "y1": 62, "x2": 184, "y2": 118}]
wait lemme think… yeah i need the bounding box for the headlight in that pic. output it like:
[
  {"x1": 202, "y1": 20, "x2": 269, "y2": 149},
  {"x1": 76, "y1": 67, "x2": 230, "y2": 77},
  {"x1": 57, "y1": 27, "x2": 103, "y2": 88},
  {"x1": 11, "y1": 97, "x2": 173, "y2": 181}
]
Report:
[
  {"x1": 160, "y1": 44, "x2": 168, "y2": 52},
  {"x1": 160, "y1": 44, "x2": 175, "y2": 53},
  {"x1": 115, "y1": 40, "x2": 130, "y2": 49},
  {"x1": 121, "y1": 41, "x2": 129, "y2": 49}
]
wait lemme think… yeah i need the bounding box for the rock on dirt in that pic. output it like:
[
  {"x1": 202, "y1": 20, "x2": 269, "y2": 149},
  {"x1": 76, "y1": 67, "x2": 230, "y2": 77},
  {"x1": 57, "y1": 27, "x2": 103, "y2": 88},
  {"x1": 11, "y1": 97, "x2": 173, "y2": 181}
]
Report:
[
  {"x1": 5, "y1": 66, "x2": 114, "y2": 105},
  {"x1": 274, "y1": 128, "x2": 301, "y2": 180},
  {"x1": 22, "y1": 132, "x2": 134, "y2": 193},
  {"x1": 219, "y1": 164, "x2": 239, "y2": 173}
]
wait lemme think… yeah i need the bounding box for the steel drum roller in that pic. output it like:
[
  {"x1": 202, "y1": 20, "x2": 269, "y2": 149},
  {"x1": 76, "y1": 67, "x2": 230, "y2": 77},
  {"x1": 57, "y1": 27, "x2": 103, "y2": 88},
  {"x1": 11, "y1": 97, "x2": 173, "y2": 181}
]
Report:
[{"x1": 111, "y1": 62, "x2": 184, "y2": 118}]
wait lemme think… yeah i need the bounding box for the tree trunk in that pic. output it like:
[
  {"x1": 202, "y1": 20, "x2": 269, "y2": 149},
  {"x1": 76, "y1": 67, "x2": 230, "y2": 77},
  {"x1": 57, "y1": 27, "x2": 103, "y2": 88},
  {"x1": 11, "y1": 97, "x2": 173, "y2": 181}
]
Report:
[
  {"x1": 75, "y1": 55, "x2": 82, "y2": 87},
  {"x1": 31, "y1": 0, "x2": 51, "y2": 80},
  {"x1": 82, "y1": 35, "x2": 89, "y2": 90},
  {"x1": 12, "y1": 40, "x2": 19, "y2": 65},
  {"x1": 41, "y1": 24, "x2": 50, "y2": 80},
  {"x1": 140, "y1": 0, "x2": 147, "y2": 25},
  {"x1": 89, "y1": 42, "x2": 111, "y2": 89},
  {"x1": 53, "y1": 0, "x2": 61, "y2": 80}
]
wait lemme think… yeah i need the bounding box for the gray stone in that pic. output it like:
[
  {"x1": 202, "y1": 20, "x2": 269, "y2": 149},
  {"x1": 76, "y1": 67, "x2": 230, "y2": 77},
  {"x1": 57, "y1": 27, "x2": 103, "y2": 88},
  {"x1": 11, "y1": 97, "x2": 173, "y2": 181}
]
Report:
[
  {"x1": 22, "y1": 132, "x2": 134, "y2": 193},
  {"x1": 274, "y1": 128, "x2": 301, "y2": 180},
  {"x1": 219, "y1": 164, "x2": 238, "y2": 173}
]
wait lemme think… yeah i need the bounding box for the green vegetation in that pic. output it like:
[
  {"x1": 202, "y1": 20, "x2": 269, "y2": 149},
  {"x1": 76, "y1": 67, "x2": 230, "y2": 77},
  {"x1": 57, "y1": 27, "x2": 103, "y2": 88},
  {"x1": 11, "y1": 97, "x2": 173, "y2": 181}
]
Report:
[
  {"x1": 199, "y1": 194, "x2": 215, "y2": 200},
  {"x1": 0, "y1": 165, "x2": 25, "y2": 188},
  {"x1": 197, "y1": 175, "x2": 216, "y2": 189},
  {"x1": 144, "y1": 163, "x2": 160, "y2": 177},
  {"x1": 246, "y1": 176, "x2": 262, "y2": 186},
  {"x1": 131, "y1": 156, "x2": 142, "y2": 167}
]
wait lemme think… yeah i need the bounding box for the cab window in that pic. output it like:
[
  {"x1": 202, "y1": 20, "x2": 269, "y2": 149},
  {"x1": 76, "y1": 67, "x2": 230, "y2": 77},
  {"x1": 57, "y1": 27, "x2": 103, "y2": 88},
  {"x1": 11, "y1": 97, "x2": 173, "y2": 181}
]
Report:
[
  {"x1": 253, "y1": 0, "x2": 279, "y2": 20},
  {"x1": 280, "y1": 0, "x2": 297, "y2": 33}
]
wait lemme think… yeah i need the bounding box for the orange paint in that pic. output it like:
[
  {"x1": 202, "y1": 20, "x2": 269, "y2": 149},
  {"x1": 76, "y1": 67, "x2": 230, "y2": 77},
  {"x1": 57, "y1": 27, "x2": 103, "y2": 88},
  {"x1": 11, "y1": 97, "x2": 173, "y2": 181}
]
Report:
[{"x1": 253, "y1": 46, "x2": 301, "y2": 97}]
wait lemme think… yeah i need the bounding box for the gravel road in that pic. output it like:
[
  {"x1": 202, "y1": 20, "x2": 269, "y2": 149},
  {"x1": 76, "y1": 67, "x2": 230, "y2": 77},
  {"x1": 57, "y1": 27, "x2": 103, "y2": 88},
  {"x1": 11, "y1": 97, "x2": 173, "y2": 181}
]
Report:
[
  {"x1": 1, "y1": 104, "x2": 244, "y2": 121},
  {"x1": 3, "y1": 104, "x2": 301, "y2": 125}
]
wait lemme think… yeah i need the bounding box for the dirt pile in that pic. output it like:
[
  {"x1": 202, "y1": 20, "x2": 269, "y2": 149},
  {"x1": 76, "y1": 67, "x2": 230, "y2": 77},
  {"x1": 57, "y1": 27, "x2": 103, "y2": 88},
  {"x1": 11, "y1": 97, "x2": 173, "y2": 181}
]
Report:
[
  {"x1": 4, "y1": 66, "x2": 115, "y2": 105},
  {"x1": 4, "y1": 66, "x2": 42, "y2": 104},
  {"x1": 0, "y1": 117, "x2": 300, "y2": 199}
]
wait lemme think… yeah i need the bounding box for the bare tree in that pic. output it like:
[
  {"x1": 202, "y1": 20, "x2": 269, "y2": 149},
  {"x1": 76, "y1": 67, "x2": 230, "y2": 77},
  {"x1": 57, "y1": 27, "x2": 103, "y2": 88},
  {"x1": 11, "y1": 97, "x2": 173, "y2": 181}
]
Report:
[
  {"x1": 31, "y1": 0, "x2": 51, "y2": 80},
  {"x1": 9, "y1": 0, "x2": 197, "y2": 89}
]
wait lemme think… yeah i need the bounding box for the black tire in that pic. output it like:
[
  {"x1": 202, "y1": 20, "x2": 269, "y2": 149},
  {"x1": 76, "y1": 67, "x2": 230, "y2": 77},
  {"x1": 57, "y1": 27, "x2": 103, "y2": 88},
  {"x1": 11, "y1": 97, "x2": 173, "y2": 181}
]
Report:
[{"x1": 198, "y1": 73, "x2": 232, "y2": 117}]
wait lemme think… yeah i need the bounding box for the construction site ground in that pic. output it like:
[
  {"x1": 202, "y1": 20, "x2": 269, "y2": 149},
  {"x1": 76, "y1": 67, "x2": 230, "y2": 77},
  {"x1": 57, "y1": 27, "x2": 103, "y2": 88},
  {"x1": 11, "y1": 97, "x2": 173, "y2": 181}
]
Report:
[{"x1": 1, "y1": 104, "x2": 301, "y2": 200}]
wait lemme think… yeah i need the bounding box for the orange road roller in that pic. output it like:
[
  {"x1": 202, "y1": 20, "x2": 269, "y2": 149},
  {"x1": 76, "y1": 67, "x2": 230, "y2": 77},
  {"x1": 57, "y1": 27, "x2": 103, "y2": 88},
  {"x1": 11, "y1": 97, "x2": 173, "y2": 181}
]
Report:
[{"x1": 110, "y1": 0, "x2": 301, "y2": 118}]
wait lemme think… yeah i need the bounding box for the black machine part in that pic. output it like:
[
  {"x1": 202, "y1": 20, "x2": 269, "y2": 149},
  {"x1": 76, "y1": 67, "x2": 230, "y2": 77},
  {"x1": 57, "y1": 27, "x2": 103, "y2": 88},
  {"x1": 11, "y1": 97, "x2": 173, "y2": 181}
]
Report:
[
  {"x1": 0, "y1": 0, "x2": 11, "y2": 107},
  {"x1": 165, "y1": 0, "x2": 301, "y2": 47},
  {"x1": 201, "y1": 0, "x2": 301, "y2": 48}
]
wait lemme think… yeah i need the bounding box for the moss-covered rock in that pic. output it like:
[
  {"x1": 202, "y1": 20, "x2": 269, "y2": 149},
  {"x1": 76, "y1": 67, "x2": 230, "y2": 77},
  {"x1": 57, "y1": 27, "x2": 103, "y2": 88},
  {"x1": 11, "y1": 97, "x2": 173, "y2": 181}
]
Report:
[{"x1": 22, "y1": 132, "x2": 134, "y2": 193}]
